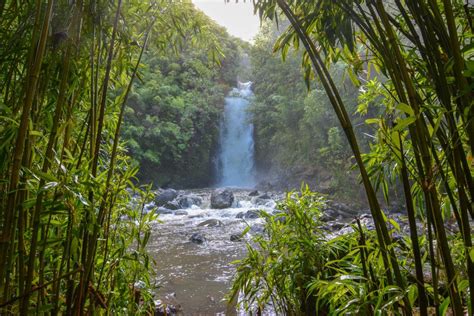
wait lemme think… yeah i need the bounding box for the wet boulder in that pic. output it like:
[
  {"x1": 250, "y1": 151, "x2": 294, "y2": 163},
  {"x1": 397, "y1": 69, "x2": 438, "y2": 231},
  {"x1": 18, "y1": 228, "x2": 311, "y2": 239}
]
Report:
[
  {"x1": 164, "y1": 200, "x2": 180, "y2": 210},
  {"x1": 243, "y1": 210, "x2": 260, "y2": 219},
  {"x1": 174, "y1": 210, "x2": 188, "y2": 216},
  {"x1": 155, "y1": 189, "x2": 178, "y2": 206},
  {"x1": 236, "y1": 210, "x2": 261, "y2": 219},
  {"x1": 177, "y1": 195, "x2": 202, "y2": 208},
  {"x1": 210, "y1": 189, "x2": 234, "y2": 209},
  {"x1": 156, "y1": 207, "x2": 173, "y2": 215},
  {"x1": 154, "y1": 300, "x2": 180, "y2": 316},
  {"x1": 248, "y1": 190, "x2": 259, "y2": 197},
  {"x1": 197, "y1": 219, "x2": 224, "y2": 227},
  {"x1": 190, "y1": 233, "x2": 206, "y2": 244}
]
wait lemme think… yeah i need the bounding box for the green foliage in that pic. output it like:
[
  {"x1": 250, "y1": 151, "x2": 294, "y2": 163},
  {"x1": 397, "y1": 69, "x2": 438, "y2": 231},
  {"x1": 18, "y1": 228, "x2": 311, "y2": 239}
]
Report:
[
  {"x1": 122, "y1": 18, "x2": 246, "y2": 188},
  {"x1": 249, "y1": 21, "x2": 366, "y2": 199},
  {"x1": 244, "y1": 0, "x2": 474, "y2": 314},
  {"x1": 0, "y1": 0, "x2": 234, "y2": 314},
  {"x1": 229, "y1": 187, "x2": 328, "y2": 314},
  {"x1": 230, "y1": 188, "x2": 470, "y2": 314}
]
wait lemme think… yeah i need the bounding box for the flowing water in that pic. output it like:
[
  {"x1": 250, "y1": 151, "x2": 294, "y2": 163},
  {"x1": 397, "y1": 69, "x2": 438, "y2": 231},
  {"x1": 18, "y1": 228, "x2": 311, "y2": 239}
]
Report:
[
  {"x1": 148, "y1": 83, "x2": 267, "y2": 314},
  {"x1": 148, "y1": 189, "x2": 279, "y2": 314},
  {"x1": 215, "y1": 82, "x2": 256, "y2": 187}
]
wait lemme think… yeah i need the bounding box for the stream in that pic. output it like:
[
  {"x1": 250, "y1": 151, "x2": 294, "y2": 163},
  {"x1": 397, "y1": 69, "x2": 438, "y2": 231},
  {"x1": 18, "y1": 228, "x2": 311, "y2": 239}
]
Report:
[{"x1": 148, "y1": 188, "x2": 281, "y2": 314}]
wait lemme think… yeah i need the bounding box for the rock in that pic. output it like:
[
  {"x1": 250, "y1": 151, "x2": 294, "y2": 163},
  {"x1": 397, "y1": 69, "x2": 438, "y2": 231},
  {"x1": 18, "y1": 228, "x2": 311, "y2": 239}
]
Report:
[
  {"x1": 251, "y1": 197, "x2": 269, "y2": 206},
  {"x1": 243, "y1": 210, "x2": 260, "y2": 219},
  {"x1": 210, "y1": 188, "x2": 234, "y2": 209},
  {"x1": 237, "y1": 210, "x2": 261, "y2": 219},
  {"x1": 258, "y1": 193, "x2": 271, "y2": 200},
  {"x1": 155, "y1": 189, "x2": 178, "y2": 206},
  {"x1": 275, "y1": 215, "x2": 286, "y2": 224},
  {"x1": 174, "y1": 210, "x2": 188, "y2": 216},
  {"x1": 320, "y1": 213, "x2": 335, "y2": 222},
  {"x1": 145, "y1": 203, "x2": 156, "y2": 211},
  {"x1": 330, "y1": 222, "x2": 345, "y2": 231},
  {"x1": 190, "y1": 233, "x2": 206, "y2": 244},
  {"x1": 154, "y1": 300, "x2": 180, "y2": 316},
  {"x1": 250, "y1": 224, "x2": 265, "y2": 234},
  {"x1": 325, "y1": 201, "x2": 359, "y2": 219},
  {"x1": 230, "y1": 234, "x2": 242, "y2": 242},
  {"x1": 177, "y1": 195, "x2": 202, "y2": 208},
  {"x1": 156, "y1": 207, "x2": 173, "y2": 215},
  {"x1": 197, "y1": 219, "x2": 224, "y2": 227},
  {"x1": 248, "y1": 190, "x2": 259, "y2": 197},
  {"x1": 164, "y1": 200, "x2": 180, "y2": 210}
]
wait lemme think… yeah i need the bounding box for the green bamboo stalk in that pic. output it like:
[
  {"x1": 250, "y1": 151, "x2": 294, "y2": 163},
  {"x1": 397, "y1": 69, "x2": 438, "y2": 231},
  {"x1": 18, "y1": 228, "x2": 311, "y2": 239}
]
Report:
[
  {"x1": 373, "y1": 1, "x2": 463, "y2": 313},
  {"x1": 74, "y1": 1, "x2": 122, "y2": 312},
  {"x1": 21, "y1": 11, "x2": 73, "y2": 314},
  {"x1": 274, "y1": 2, "x2": 410, "y2": 312},
  {"x1": 398, "y1": 133, "x2": 428, "y2": 316},
  {"x1": 97, "y1": 23, "x2": 153, "y2": 287},
  {"x1": 0, "y1": 0, "x2": 54, "y2": 306}
]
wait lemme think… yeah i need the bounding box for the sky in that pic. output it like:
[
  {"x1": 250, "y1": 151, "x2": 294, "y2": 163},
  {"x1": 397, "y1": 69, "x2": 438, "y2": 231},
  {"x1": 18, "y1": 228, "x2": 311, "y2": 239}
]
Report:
[{"x1": 192, "y1": 0, "x2": 261, "y2": 42}]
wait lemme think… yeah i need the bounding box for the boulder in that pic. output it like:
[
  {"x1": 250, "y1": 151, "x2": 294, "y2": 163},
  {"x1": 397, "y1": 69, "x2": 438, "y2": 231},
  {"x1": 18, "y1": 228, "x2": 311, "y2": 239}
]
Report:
[
  {"x1": 156, "y1": 207, "x2": 173, "y2": 215},
  {"x1": 243, "y1": 210, "x2": 260, "y2": 219},
  {"x1": 210, "y1": 188, "x2": 234, "y2": 209},
  {"x1": 177, "y1": 195, "x2": 202, "y2": 208},
  {"x1": 248, "y1": 190, "x2": 259, "y2": 197},
  {"x1": 190, "y1": 233, "x2": 206, "y2": 244},
  {"x1": 154, "y1": 300, "x2": 180, "y2": 316},
  {"x1": 258, "y1": 193, "x2": 271, "y2": 200},
  {"x1": 236, "y1": 210, "x2": 261, "y2": 219},
  {"x1": 164, "y1": 200, "x2": 180, "y2": 210},
  {"x1": 174, "y1": 210, "x2": 188, "y2": 216},
  {"x1": 155, "y1": 189, "x2": 178, "y2": 206},
  {"x1": 197, "y1": 219, "x2": 224, "y2": 227}
]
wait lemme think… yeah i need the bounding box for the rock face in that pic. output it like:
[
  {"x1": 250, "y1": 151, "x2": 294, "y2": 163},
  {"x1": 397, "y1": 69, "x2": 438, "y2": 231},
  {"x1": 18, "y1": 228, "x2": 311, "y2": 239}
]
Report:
[
  {"x1": 210, "y1": 189, "x2": 234, "y2": 209},
  {"x1": 155, "y1": 189, "x2": 178, "y2": 206}
]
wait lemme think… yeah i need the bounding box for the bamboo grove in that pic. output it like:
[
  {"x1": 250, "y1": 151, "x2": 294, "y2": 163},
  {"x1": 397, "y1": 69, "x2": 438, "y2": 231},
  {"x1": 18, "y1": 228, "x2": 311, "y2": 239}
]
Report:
[
  {"x1": 0, "y1": 1, "x2": 223, "y2": 314},
  {"x1": 232, "y1": 0, "x2": 473, "y2": 314}
]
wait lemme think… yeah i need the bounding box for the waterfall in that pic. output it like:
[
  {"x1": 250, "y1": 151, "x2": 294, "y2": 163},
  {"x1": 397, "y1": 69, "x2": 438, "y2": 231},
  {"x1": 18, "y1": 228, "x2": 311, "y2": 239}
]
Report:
[{"x1": 215, "y1": 81, "x2": 256, "y2": 187}]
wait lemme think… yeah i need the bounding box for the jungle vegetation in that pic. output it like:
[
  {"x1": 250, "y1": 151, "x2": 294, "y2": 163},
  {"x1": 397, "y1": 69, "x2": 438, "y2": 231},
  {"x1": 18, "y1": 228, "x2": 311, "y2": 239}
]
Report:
[
  {"x1": 0, "y1": 0, "x2": 473, "y2": 315},
  {"x1": 0, "y1": 0, "x2": 235, "y2": 313},
  {"x1": 230, "y1": 0, "x2": 474, "y2": 315}
]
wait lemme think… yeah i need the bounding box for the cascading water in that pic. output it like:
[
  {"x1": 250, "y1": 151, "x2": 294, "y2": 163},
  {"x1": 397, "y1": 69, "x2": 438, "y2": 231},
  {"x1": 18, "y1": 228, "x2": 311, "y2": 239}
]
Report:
[{"x1": 215, "y1": 81, "x2": 256, "y2": 187}]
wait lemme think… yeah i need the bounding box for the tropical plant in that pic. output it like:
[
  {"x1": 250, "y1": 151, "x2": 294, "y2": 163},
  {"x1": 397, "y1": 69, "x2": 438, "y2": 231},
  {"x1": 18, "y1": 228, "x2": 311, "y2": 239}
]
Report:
[
  {"x1": 232, "y1": 0, "x2": 473, "y2": 314},
  {"x1": 0, "y1": 1, "x2": 228, "y2": 313}
]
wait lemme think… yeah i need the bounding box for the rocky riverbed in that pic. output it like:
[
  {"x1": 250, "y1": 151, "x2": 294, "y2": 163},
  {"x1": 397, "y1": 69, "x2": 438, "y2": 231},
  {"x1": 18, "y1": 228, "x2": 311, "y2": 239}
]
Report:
[{"x1": 145, "y1": 187, "x2": 430, "y2": 315}]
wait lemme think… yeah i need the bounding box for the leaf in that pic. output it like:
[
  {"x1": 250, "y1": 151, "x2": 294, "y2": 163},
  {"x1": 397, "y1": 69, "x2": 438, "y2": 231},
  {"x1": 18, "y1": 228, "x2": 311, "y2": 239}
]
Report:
[
  {"x1": 393, "y1": 116, "x2": 416, "y2": 131},
  {"x1": 439, "y1": 297, "x2": 450, "y2": 316},
  {"x1": 42, "y1": 181, "x2": 58, "y2": 191},
  {"x1": 396, "y1": 103, "x2": 414, "y2": 116},
  {"x1": 34, "y1": 170, "x2": 58, "y2": 182},
  {"x1": 365, "y1": 118, "x2": 380, "y2": 125}
]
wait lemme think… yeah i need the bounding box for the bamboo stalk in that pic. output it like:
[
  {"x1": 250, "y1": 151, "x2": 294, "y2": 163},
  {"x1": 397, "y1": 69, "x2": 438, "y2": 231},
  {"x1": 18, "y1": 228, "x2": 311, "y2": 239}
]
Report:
[{"x1": 0, "y1": 0, "x2": 54, "y2": 306}]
